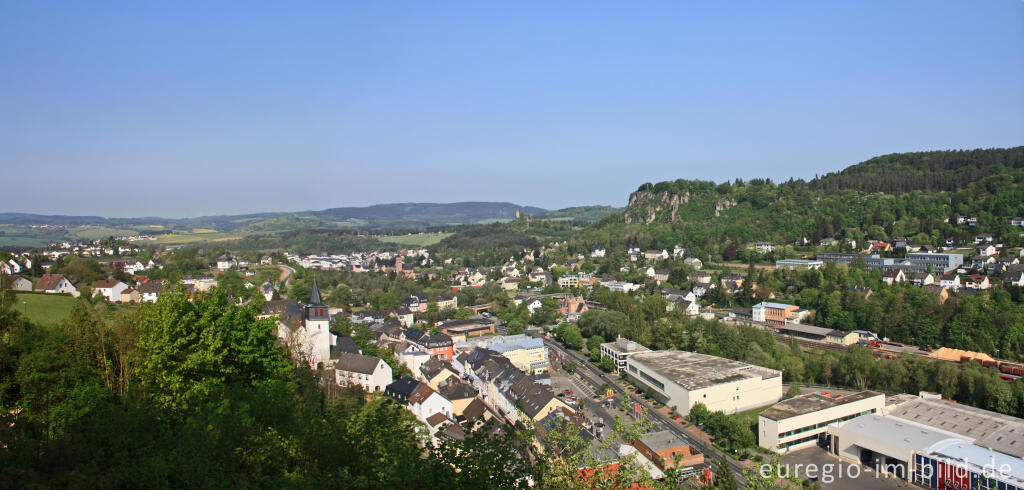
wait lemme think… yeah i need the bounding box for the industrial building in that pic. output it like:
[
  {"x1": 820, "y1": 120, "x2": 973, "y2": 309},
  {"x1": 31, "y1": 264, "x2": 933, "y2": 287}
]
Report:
[
  {"x1": 624, "y1": 350, "x2": 782, "y2": 415},
  {"x1": 773, "y1": 324, "x2": 860, "y2": 346},
  {"x1": 752, "y1": 302, "x2": 809, "y2": 326},
  {"x1": 599, "y1": 337, "x2": 650, "y2": 371},
  {"x1": 823, "y1": 393, "x2": 1024, "y2": 486},
  {"x1": 758, "y1": 391, "x2": 884, "y2": 453}
]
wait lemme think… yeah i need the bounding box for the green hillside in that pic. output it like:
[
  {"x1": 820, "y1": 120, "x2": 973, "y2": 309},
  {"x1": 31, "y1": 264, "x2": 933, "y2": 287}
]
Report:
[{"x1": 574, "y1": 147, "x2": 1024, "y2": 259}]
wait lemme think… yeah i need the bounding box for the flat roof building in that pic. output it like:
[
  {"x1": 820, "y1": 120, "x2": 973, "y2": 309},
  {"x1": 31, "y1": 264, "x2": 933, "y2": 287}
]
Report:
[
  {"x1": 758, "y1": 391, "x2": 884, "y2": 453},
  {"x1": 624, "y1": 350, "x2": 782, "y2": 415},
  {"x1": 599, "y1": 337, "x2": 650, "y2": 371},
  {"x1": 775, "y1": 259, "x2": 824, "y2": 270},
  {"x1": 824, "y1": 393, "x2": 1024, "y2": 484},
  {"x1": 632, "y1": 430, "x2": 704, "y2": 470},
  {"x1": 774, "y1": 324, "x2": 859, "y2": 346}
]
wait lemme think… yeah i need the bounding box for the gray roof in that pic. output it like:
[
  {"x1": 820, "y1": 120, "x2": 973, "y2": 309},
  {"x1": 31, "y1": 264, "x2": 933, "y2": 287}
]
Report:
[
  {"x1": 836, "y1": 414, "x2": 961, "y2": 453},
  {"x1": 638, "y1": 430, "x2": 687, "y2": 452},
  {"x1": 336, "y1": 353, "x2": 383, "y2": 375},
  {"x1": 760, "y1": 391, "x2": 883, "y2": 421},
  {"x1": 887, "y1": 397, "x2": 1024, "y2": 458},
  {"x1": 628, "y1": 350, "x2": 780, "y2": 391}
]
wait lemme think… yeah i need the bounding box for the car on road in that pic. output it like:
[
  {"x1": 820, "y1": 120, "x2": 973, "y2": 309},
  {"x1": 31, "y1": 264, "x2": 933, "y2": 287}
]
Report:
[
  {"x1": 568, "y1": 396, "x2": 579, "y2": 404},
  {"x1": 671, "y1": 413, "x2": 681, "y2": 419},
  {"x1": 564, "y1": 390, "x2": 573, "y2": 396}
]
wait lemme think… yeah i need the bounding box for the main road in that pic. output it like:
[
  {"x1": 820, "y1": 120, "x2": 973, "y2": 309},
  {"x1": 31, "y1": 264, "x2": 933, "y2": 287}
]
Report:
[{"x1": 543, "y1": 338, "x2": 750, "y2": 486}]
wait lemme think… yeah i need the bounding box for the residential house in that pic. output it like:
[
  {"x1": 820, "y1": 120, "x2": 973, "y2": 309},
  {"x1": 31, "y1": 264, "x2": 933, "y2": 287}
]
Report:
[
  {"x1": 868, "y1": 241, "x2": 892, "y2": 253},
  {"x1": 651, "y1": 269, "x2": 670, "y2": 284},
  {"x1": 965, "y1": 275, "x2": 991, "y2": 290},
  {"x1": 436, "y1": 378, "x2": 479, "y2": 418},
  {"x1": 643, "y1": 249, "x2": 669, "y2": 261},
  {"x1": 420, "y1": 357, "x2": 459, "y2": 389},
  {"x1": 972, "y1": 254, "x2": 996, "y2": 270},
  {"x1": 976, "y1": 244, "x2": 997, "y2": 257},
  {"x1": 881, "y1": 269, "x2": 906, "y2": 285},
  {"x1": 216, "y1": 254, "x2": 237, "y2": 271},
  {"x1": 673, "y1": 244, "x2": 687, "y2": 258},
  {"x1": 498, "y1": 276, "x2": 522, "y2": 291},
  {"x1": 335, "y1": 353, "x2": 392, "y2": 393},
  {"x1": 260, "y1": 281, "x2": 277, "y2": 301},
  {"x1": 92, "y1": 279, "x2": 129, "y2": 302},
  {"x1": 385, "y1": 376, "x2": 453, "y2": 422},
  {"x1": 404, "y1": 328, "x2": 455, "y2": 360},
  {"x1": 138, "y1": 279, "x2": 164, "y2": 303},
  {"x1": 34, "y1": 274, "x2": 77, "y2": 295},
  {"x1": 683, "y1": 257, "x2": 703, "y2": 269},
  {"x1": 436, "y1": 292, "x2": 458, "y2": 311},
  {"x1": 119, "y1": 287, "x2": 140, "y2": 303},
  {"x1": 909, "y1": 272, "x2": 935, "y2": 287},
  {"x1": 938, "y1": 272, "x2": 962, "y2": 291},
  {"x1": 752, "y1": 242, "x2": 775, "y2": 254},
  {"x1": 9, "y1": 275, "x2": 32, "y2": 291},
  {"x1": 590, "y1": 246, "x2": 606, "y2": 258},
  {"x1": 1004, "y1": 271, "x2": 1024, "y2": 287},
  {"x1": 720, "y1": 273, "x2": 745, "y2": 291},
  {"x1": 975, "y1": 233, "x2": 995, "y2": 243}
]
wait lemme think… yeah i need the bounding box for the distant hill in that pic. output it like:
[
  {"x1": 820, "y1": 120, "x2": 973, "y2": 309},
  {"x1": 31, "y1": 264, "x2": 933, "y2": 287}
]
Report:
[
  {"x1": 0, "y1": 202, "x2": 551, "y2": 248},
  {"x1": 311, "y1": 202, "x2": 547, "y2": 228},
  {"x1": 535, "y1": 205, "x2": 622, "y2": 222}
]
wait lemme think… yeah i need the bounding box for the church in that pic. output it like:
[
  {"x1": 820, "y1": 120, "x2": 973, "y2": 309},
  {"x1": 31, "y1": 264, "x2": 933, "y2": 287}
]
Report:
[{"x1": 273, "y1": 279, "x2": 336, "y2": 368}]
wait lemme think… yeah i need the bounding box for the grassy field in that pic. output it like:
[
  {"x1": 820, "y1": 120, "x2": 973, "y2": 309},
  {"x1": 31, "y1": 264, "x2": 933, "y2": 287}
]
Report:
[
  {"x1": 377, "y1": 232, "x2": 453, "y2": 247},
  {"x1": 155, "y1": 231, "x2": 242, "y2": 244},
  {"x1": 71, "y1": 226, "x2": 141, "y2": 240},
  {"x1": 0, "y1": 236, "x2": 48, "y2": 248},
  {"x1": 11, "y1": 292, "x2": 78, "y2": 326}
]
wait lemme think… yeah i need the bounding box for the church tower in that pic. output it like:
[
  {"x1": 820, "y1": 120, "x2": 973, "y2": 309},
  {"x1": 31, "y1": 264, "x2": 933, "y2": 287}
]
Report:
[{"x1": 303, "y1": 278, "x2": 332, "y2": 366}]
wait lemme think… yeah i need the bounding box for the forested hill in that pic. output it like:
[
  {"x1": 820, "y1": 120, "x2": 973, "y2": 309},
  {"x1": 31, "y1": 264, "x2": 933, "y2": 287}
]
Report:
[
  {"x1": 575, "y1": 147, "x2": 1024, "y2": 258},
  {"x1": 807, "y1": 147, "x2": 1024, "y2": 193}
]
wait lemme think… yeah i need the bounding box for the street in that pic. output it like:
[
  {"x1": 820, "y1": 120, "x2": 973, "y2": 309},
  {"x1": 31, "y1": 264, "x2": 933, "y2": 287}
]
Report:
[{"x1": 544, "y1": 338, "x2": 748, "y2": 486}]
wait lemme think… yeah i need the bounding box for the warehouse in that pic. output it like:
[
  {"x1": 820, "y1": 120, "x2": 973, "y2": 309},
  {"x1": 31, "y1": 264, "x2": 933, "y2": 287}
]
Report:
[
  {"x1": 774, "y1": 324, "x2": 859, "y2": 346},
  {"x1": 825, "y1": 394, "x2": 1024, "y2": 482},
  {"x1": 624, "y1": 350, "x2": 782, "y2": 415},
  {"x1": 758, "y1": 390, "x2": 884, "y2": 453}
]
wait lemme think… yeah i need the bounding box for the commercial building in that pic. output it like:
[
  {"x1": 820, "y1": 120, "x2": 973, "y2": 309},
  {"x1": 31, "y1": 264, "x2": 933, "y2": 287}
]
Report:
[
  {"x1": 624, "y1": 350, "x2": 782, "y2": 415},
  {"x1": 904, "y1": 253, "x2": 964, "y2": 273},
  {"x1": 599, "y1": 337, "x2": 650, "y2": 371},
  {"x1": 488, "y1": 336, "x2": 549, "y2": 374},
  {"x1": 774, "y1": 324, "x2": 859, "y2": 346},
  {"x1": 752, "y1": 302, "x2": 808, "y2": 325},
  {"x1": 775, "y1": 259, "x2": 824, "y2": 270},
  {"x1": 758, "y1": 391, "x2": 884, "y2": 453},
  {"x1": 439, "y1": 318, "x2": 496, "y2": 342},
  {"x1": 824, "y1": 393, "x2": 1024, "y2": 484},
  {"x1": 632, "y1": 431, "x2": 704, "y2": 470}
]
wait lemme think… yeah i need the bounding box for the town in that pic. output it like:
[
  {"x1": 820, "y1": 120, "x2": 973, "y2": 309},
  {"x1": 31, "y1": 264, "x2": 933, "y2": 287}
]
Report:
[{"x1": 4, "y1": 204, "x2": 1024, "y2": 488}]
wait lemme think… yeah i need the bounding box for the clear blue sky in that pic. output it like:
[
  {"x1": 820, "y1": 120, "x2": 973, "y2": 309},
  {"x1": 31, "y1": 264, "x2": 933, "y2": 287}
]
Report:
[{"x1": 2, "y1": 1, "x2": 1022, "y2": 218}]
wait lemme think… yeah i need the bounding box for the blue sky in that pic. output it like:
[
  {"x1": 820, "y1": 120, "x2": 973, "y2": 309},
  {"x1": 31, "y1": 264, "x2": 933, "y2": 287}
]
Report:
[{"x1": 1, "y1": 1, "x2": 1022, "y2": 218}]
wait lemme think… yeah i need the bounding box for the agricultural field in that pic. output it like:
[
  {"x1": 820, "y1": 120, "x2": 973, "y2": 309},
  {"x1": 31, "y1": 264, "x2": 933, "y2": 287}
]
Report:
[
  {"x1": 377, "y1": 232, "x2": 453, "y2": 247},
  {"x1": 0, "y1": 236, "x2": 48, "y2": 248},
  {"x1": 11, "y1": 292, "x2": 78, "y2": 326},
  {"x1": 70, "y1": 226, "x2": 141, "y2": 240},
  {"x1": 154, "y1": 231, "x2": 243, "y2": 244}
]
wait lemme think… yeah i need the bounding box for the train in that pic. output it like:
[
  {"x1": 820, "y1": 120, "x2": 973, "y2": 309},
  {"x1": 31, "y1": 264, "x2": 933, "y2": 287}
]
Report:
[{"x1": 961, "y1": 356, "x2": 1024, "y2": 380}]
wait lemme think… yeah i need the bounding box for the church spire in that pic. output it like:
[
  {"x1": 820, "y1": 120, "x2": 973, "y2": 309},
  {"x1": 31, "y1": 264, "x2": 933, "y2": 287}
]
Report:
[{"x1": 309, "y1": 276, "x2": 324, "y2": 306}]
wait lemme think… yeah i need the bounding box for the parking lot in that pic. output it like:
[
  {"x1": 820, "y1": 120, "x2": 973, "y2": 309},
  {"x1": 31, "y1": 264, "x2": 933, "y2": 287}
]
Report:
[{"x1": 777, "y1": 447, "x2": 913, "y2": 489}]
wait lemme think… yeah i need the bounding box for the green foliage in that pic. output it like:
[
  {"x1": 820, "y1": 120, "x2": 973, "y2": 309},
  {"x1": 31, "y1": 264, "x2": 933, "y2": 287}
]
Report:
[{"x1": 554, "y1": 322, "x2": 584, "y2": 350}]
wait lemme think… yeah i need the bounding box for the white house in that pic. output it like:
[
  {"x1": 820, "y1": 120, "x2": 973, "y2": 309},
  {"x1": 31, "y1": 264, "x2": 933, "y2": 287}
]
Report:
[
  {"x1": 335, "y1": 353, "x2": 393, "y2": 393},
  {"x1": 92, "y1": 280, "x2": 129, "y2": 302},
  {"x1": 591, "y1": 246, "x2": 606, "y2": 258},
  {"x1": 34, "y1": 274, "x2": 77, "y2": 295},
  {"x1": 138, "y1": 280, "x2": 164, "y2": 303},
  {"x1": 7, "y1": 259, "x2": 23, "y2": 275}
]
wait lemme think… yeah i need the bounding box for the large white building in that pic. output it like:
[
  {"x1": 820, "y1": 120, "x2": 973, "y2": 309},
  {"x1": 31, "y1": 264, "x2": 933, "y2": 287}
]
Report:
[
  {"x1": 624, "y1": 350, "x2": 782, "y2": 415},
  {"x1": 600, "y1": 337, "x2": 650, "y2": 371},
  {"x1": 758, "y1": 390, "x2": 884, "y2": 453},
  {"x1": 823, "y1": 393, "x2": 1024, "y2": 485}
]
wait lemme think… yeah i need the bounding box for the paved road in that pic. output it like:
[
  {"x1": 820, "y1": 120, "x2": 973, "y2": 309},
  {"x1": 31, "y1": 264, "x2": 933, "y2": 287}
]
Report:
[
  {"x1": 544, "y1": 339, "x2": 749, "y2": 486},
  {"x1": 278, "y1": 264, "x2": 296, "y2": 287}
]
